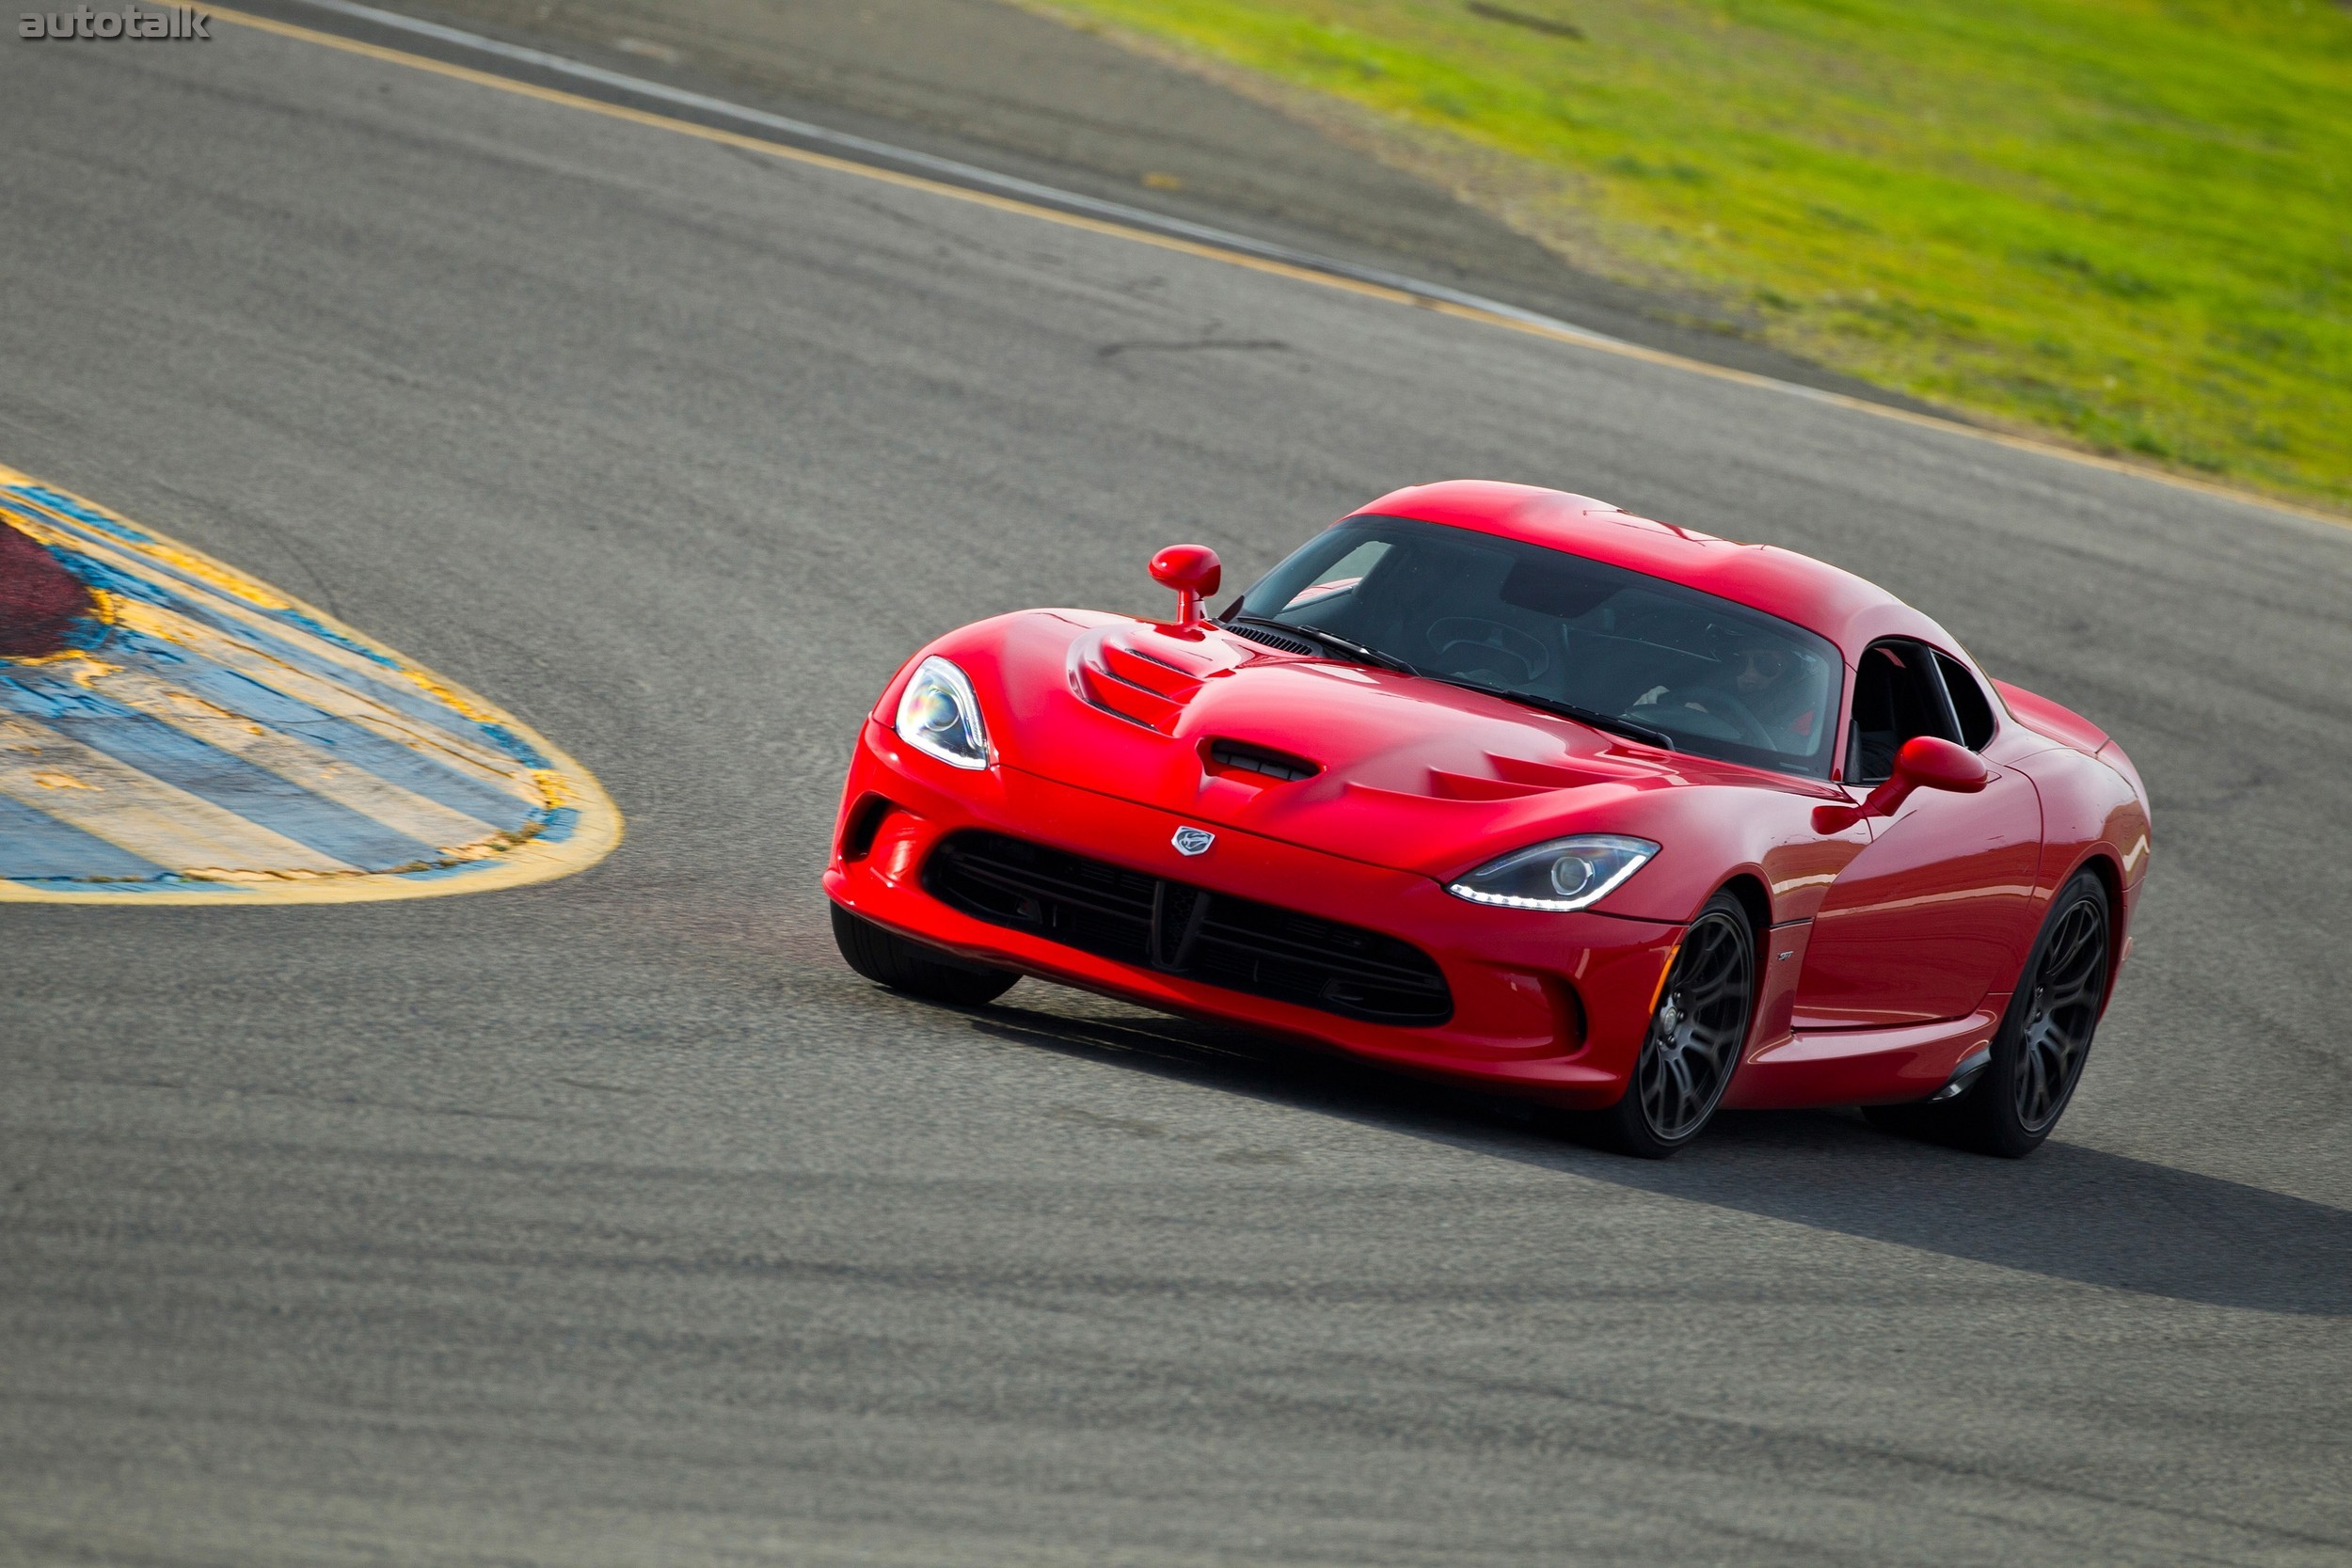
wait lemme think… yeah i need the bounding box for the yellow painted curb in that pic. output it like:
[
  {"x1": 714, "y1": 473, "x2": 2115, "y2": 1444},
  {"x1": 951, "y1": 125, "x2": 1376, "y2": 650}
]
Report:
[{"x1": 0, "y1": 464, "x2": 623, "y2": 904}]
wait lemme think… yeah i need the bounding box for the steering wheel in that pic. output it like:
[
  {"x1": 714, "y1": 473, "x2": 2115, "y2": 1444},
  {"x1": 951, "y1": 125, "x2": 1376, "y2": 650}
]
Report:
[
  {"x1": 1424, "y1": 617, "x2": 1549, "y2": 686},
  {"x1": 1653, "y1": 686, "x2": 1777, "y2": 750}
]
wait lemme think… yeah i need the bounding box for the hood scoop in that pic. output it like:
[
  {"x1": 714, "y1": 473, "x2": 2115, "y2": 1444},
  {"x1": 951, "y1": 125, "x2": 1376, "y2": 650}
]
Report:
[{"x1": 1206, "y1": 737, "x2": 1321, "y2": 784}]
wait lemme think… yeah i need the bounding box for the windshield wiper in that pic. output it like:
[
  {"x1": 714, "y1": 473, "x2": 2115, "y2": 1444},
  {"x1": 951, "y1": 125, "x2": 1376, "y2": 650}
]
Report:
[
  {"x1": 1224, "y1": 614, "x2": 1418, "y2": 675},
  {"x1": 1424, "y1": 676, "x2": 1677, "y2": 751},
  {"x1": 1223, "y1": 616, "x2": 1673, "y2": 749}
]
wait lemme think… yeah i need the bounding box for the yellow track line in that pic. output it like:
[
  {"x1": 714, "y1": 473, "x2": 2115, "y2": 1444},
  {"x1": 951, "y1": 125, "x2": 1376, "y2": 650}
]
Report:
[{"x1": 211, "y1": 3, "x2": 2348, "y2": 535}]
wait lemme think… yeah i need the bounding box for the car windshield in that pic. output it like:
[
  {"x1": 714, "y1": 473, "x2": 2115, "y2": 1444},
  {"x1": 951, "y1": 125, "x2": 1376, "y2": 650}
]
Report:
[{"x1": 1228, "y1": 515, "x2": 1844, "y2": 778}]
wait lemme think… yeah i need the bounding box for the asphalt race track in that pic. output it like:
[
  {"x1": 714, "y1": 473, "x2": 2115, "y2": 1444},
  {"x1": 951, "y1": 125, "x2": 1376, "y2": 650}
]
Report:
[{"x1": 4, "y1": 19, "x2": 2349, "y2": 1568}]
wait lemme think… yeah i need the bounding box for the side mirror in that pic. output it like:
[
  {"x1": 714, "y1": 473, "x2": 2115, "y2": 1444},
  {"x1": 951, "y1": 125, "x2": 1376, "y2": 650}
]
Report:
[
  {"x1": 1816, "y1": 735, "x2": 1988, "y2": 832},
  {"x1": 1149, "y1": 545, "x2": 1222, "y2": 628}
]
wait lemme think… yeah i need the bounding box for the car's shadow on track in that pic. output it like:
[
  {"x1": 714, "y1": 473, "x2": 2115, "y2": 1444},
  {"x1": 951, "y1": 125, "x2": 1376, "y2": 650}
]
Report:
[{"x1": 970, "y1": 999, "x2": 2351, "y2": 1319}]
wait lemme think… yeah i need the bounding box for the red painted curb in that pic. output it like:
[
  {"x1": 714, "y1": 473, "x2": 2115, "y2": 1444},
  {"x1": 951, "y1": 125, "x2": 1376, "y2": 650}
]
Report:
[{"x1": 0, "y1": 517, "x2": 95, "y2": 657}]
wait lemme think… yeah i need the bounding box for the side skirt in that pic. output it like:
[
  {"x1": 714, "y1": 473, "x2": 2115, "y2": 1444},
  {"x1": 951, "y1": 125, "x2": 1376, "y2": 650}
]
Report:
[{"x1": 1723, "y1": 1002, "x2": 2008, "y2": 1110}]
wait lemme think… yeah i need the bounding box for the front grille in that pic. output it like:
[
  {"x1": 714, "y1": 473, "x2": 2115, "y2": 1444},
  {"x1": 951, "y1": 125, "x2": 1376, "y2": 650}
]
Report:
[{"x1": 924, "y1": 830, "x2": 1453, "y2": 1026}]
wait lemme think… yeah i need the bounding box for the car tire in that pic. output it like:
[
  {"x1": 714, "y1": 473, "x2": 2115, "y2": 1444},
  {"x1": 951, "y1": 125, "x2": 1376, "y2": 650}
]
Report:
[
  {"x1": 831, "y1": 903, "x2": 1020, "y2": 1006},
  {"x1": 1577, "y1": 891, "x2": 1756, "y2": 1159},
  {"x1": 1864, "y1": 869, "x2": 2110, "y2": 1158}
]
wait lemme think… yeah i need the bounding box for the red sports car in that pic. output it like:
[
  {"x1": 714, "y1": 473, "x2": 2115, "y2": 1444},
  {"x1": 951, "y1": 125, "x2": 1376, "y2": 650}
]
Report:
[{"x1": 825, "y1": 482, "x2": 2151, "y2": 1157}]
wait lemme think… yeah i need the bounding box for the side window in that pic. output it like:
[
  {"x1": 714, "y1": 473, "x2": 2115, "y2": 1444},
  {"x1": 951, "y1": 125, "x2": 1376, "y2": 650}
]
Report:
[
  {"x1": 1846, "y1": 642, "x2": 1955, "y2": 784},
  {"x1": 1933, "y1": 652, "x2": 1998, "y2": 750}
]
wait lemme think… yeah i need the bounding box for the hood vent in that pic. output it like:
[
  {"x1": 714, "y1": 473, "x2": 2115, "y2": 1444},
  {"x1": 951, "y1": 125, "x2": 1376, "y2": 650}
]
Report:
[
  {"x1": 1077, "y1": 637, "x2": 1204, "y2": 732},
  {"x1": 1208, "y1": 739, "x2": 1321, "y2": 783},
  {"x1": 1225, "y1": 621, "x2": 1320, "y2": 657}
]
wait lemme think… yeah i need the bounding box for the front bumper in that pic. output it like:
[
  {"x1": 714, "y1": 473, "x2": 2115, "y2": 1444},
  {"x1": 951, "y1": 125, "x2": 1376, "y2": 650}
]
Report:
[{"x1": 824, "y1": 721, "x2": 1681, "y2": 1107}]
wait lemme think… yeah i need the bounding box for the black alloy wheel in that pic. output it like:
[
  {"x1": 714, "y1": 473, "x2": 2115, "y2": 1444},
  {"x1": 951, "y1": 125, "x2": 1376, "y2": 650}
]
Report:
[
  {"x1": 1582, "y1": 892, "x2": 1755, "y2": 1158},
  {"x1": 1867, "y1": 869, "x2": 2110, "y2": 1158},
  {"x1": 2011, "y1": 889, "x2": 2108, "y2": 1132}
]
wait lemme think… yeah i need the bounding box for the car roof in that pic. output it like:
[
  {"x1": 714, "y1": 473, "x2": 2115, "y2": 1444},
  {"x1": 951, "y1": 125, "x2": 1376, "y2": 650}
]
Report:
[{"x1": 1352, "y1": 480, "x2": 1953, "y2": 664}]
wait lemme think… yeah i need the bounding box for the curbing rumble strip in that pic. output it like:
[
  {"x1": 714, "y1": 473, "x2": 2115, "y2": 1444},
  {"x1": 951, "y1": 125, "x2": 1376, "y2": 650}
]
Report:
[{"x1": 0, "y1": 465, "x2": 624, "y2": 904}]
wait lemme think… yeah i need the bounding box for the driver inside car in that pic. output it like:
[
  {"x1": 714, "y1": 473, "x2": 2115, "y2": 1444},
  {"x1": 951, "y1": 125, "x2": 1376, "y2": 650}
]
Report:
[{"x1": 1636, "y1": 629, "x2": 1822, "y2": 754}]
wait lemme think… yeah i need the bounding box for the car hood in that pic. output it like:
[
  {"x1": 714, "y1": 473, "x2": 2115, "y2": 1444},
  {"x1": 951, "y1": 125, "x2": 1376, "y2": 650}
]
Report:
[{"x1": 936, "y1": 610, "x2": 1840, "y2": 884}]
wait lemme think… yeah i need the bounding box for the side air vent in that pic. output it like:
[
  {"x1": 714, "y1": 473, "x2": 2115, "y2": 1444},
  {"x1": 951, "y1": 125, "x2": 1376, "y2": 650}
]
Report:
[
  {"x1": 1207, "y1": 739, "x2": 1320, "y2": 783},
  {"x1": 837, "y1": 793, "x2": 898, "y2": 861},
  {"x1": 1225, "y1": 621, "x2": 1320, "y2": 657}
]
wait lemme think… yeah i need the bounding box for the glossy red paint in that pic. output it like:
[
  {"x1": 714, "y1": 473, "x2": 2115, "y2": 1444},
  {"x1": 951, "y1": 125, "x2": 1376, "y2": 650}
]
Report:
[
  {"x1": 826, "y1": 483, "x2": 2153, "y2": 1118},
  {"x1": 1792, "y1": 748, "x2": 2040, "y2": 1030},
  {"x1": 1147, "y1": 544, "x2": 1222, "y2": 627}
]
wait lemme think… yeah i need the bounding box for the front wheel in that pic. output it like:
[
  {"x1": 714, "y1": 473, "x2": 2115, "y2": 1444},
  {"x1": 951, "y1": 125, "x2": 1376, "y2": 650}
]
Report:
[
  {"x1": 1579, "y1": 892, "x2": 1755, "y2": 1159},
  {"x1": 1866, "y1": 869, "x2": 2110, "y2": 1158},
  {"x1": 832, "y1": 904, "x2": 1020, "y2": 1006}
]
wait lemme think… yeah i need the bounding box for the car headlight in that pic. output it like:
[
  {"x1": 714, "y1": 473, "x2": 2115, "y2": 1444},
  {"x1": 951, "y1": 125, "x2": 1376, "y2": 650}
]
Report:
[
  {"x1": 895, "y1": 656, "x2": 991, "y2": 769},
  {"x1": 1445, "y1": 834, "x2": 1659, "y2": 911}
]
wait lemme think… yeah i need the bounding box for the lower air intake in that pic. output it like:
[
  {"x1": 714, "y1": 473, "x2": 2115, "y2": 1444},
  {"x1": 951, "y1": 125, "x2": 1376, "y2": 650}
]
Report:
[{"x1": 924, "y1": 830, "x2": 1453, "y2": 1026}]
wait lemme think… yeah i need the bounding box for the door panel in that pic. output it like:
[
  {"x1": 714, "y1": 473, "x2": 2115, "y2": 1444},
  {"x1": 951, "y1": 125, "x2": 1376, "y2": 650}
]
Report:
[{"x1": 1792, "y1": 768, "x2": 2043, "y2": 1028}]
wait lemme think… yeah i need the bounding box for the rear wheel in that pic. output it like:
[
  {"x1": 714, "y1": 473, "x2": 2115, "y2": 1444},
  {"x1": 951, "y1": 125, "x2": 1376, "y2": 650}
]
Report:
[
  {"x1": 1865, "y1": 869, "x2": 2110, "y2": 1157},
  {"x1": 831, "y1": 904, "x2": 1019, "y2": 1006},
  {"x1": 1581, "y1": 893, "x2": 1755, "y2": 1159}
]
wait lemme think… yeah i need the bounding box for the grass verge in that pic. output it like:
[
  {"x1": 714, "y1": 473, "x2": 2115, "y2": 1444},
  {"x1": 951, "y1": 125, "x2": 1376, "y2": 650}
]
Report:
[{"x1": 1023, "y1": 0, "x2": 2352, "y2": 514}]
